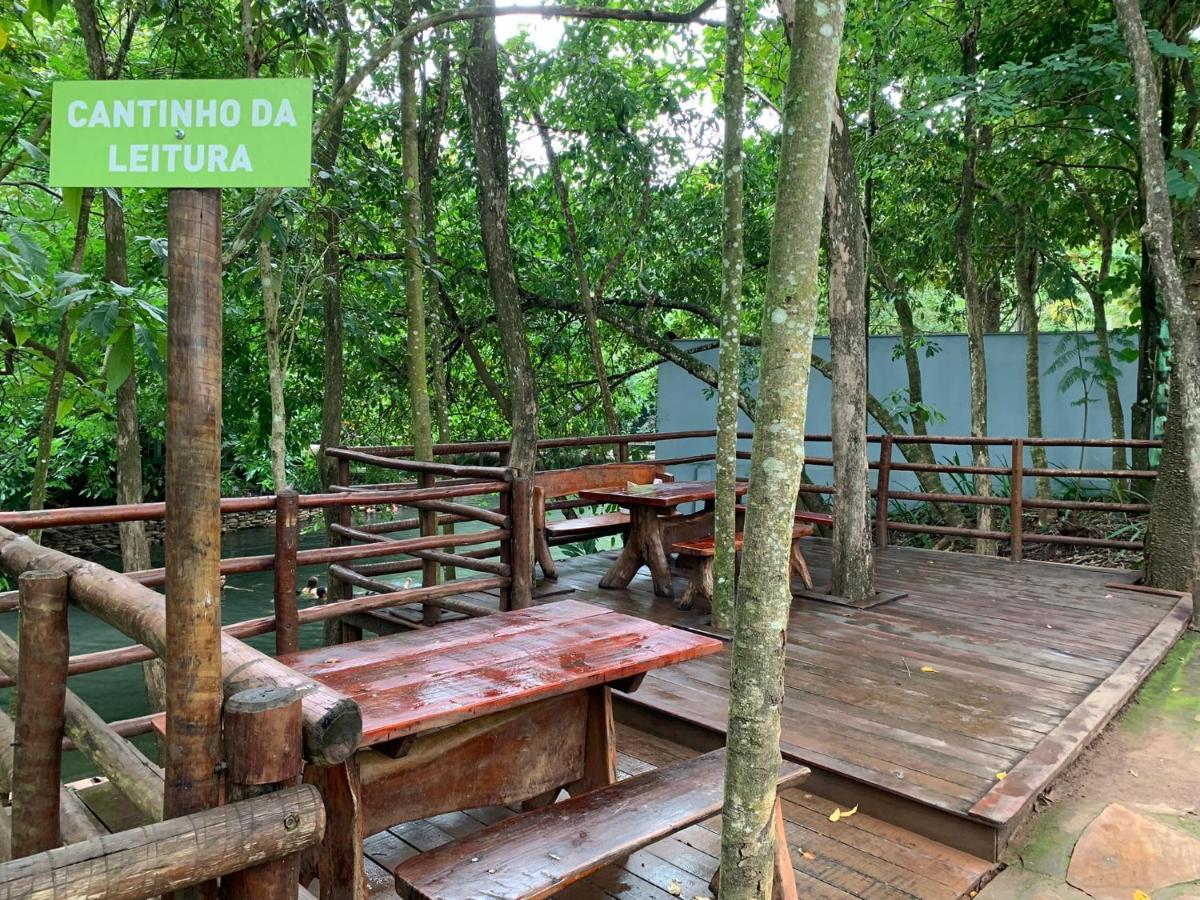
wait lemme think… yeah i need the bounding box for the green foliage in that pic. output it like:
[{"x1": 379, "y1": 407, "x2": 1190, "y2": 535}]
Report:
[{"x1": 0, "y1": 0, "x2": 1195, "y2": 511}]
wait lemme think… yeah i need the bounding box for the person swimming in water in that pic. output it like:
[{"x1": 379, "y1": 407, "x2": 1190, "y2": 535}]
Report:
[{"x1": 299, "y1": 576, "x2": 320, "y2": 599}]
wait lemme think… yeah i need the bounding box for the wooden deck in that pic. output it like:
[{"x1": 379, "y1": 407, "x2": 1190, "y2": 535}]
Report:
[
  {"x1": 356, "y1": 724, "x2": 995, "y2": 900},
  {"x1": 545, "y1": 539, "x2": 1191, "y2": 861}
]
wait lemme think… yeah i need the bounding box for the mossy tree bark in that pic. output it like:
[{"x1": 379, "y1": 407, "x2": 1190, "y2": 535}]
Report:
[
  {"x1": 954, "y1": 4, "x2": 996, "y2": 556},
  {"x1": 401, "y1": 35, "x2": 434, "y2": 464},
  {"x1": 711, "y1": 0, "x2": 746, "y2": 630},
  {"x1": 1114, "y1": 0, "x2": 1200, "y2": 625},
  {"x1": 826, "y1": 96, "x2": 873, "y2": 601},
  {"x1": 718, "y1": 0, "x2": 845, "y2": 892},
  {"x1": 464, "y1": 0, "x2": 540, "y2": 476},
  {"x1": 1014, "y1": 227, "x2": 1052, "y2": 523}
]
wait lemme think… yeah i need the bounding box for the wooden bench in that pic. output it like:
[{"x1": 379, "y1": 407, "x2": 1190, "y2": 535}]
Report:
[
  {"x1": 533, "y1": 463, "x2": 672, "y2": 579},
  {"x1": 673, "y1": 521, "x2": 816, "y2": 611},
  {"x1": 393, "y1": 747, "x2": 808, "y2": 900}
]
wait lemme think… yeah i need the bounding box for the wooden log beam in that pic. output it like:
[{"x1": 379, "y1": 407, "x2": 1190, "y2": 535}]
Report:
[
  {"x1": 0, "y1": 710, "x2": 104, "y2": 850},
  {"x1": 221, "y1": 687, "x2": 304, "y2": 899},
  {"x1": 0, "y1": 784, "x2": 325, "y2": 900},
  {"x1": 0, "y1": 629, "x2": 164, "y2": 822},
  {"x1": 11, "y1": 573, "x2": 69, "y2": 857},
  {"x1": 164, "y1": 187, "x2": 224, "y2": 833},
  {"x1": 325, "y1": 566, "x2": 498, "y2": 618},
  {"x1": 0, "y1": 527, "x2": 361, "y2": 766},
  {"x1": 273, "y1": 489, "x2": 301, "y2": 656}
]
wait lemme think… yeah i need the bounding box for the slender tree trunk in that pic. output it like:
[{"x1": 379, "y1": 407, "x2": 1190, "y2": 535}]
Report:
[
  {"x1": 712, "y1": 0, "x2": 746, "y2": 629},
  {"x1": 420, "y1": 54, "x2": 454, "y2": 445},
  {"x1": 954, "y1": 4, "x2": 996, "y2": 555},
  {"x1": 1014, "y1": 231, "x2": 1052, "y2": 523},
  {"x1": 826, "y1": 97, "x2": 872, "y2": 601},
  {"x1": 1114, "y1": 0, "x2": 1200, "y2": 624},
  {"x1": 29, "y1": 194, "x2": 93, "y2": 544},
  {"x1": 719, "y1": 0, "x2": 845, "y2": 892},
  {"x1": 74, "y1": 0, "x2": 155, "y2": 708},
  {"x1": 317, "y1": 0, "x2": 351, "y2": 646},
  {"x1": 533, "y1": 112, "x2": 621, "y2": 446},
  {"x1": 463, "y1": 0, "x2": 539, "y2": 476},
  {"x1": 259, "y1": 238, "x2": 289, "y2": 490},
  {"x1": 401, "y1": 38, "x2": 434, "y2": 463}
]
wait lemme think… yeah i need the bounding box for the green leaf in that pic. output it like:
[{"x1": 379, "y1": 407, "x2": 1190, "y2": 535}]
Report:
[
  {"x1": 104, "y1": 328, "x2": 135, "y2": 393},
  {"x1": 7, "y1": 231, "x2": 48, "y2": 277},
  {"x1": 62, "y1": 186, "x2": 83, "y2": 230}
]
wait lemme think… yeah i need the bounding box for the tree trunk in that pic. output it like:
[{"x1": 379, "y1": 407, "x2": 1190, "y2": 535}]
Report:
[
  {"x1": 1113, "y1": 0, "x2": 1200, "y2": 625},
  {"x1": 420, "y1": 56, "x2": 454, "y2": 446},
  {"x1": 954, "y1": 5, "x2": 996, "y2": 556},
  {"x1": 463, "y1": 0, "x2": 539, "y2": 476},
  {"x1": 74, "y1": 0, "x2": 155, "y2": 711},
  {"x1": 1015, "y1": 232, "x2": 1052, "y2": 524},
  {"x1": 712, "y1": 0, "x2": 746, "y2": 630},
  {"x1": 401, "y1": 37, "x2": 434, "y2": 464},
  {"x1": 259, "y1": 237, "x2": 289, "y2": 490},
  {"x1": 825, "y1": 96, "x2": 872, "y2": 601},
  {"x1": 533, "y1": 112, "x2": 621, "y2": 447},
  {"x1": 29, "y1": 194, "x2": 93, "y2": 544},
  {"x1": 719, "y1": 0, "x2": 845, "y2": 893}
]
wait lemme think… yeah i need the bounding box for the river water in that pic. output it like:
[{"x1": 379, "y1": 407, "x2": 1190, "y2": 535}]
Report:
[{"x1": 3, "y1": 515, "x2": 430, "y2": 780}]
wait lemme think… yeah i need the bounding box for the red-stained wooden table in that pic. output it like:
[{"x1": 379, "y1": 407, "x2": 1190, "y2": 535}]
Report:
[
  {"x1": 579, "y1": 480, "x2": 750, "y2": 598},
  {"x1": 279, "y1": 599, "x2": 722, "y2": 900}
]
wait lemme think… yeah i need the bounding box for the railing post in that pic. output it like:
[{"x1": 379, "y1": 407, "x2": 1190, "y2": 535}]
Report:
[
  {"x1": 12, "y1": 570, "x2": 69, "y2": 858},
  {"x1": 325, "y1": 457, "x2": 353, "y2": 646},
  {"x1": 274, "y1": 489, "x2": 300, "y2": 656},
  {"x1": 498, "y1": 485, "x2": 514, "y2": 611},
  {"x1": 510, "y1": 476, "x2": 534, "y2": 609},
  {"x1": 221, "y1": 686, "x2": 303, "y2": 900},
  {"x1": 1010, "y1": 439, "x2": 1024, "y2": 562},
  {"x1": 419, "y1": 472, "x2": 439, "y2": 626},
  {"x1": 874, "y1": 435, "x2": 893, "y2": 548}
]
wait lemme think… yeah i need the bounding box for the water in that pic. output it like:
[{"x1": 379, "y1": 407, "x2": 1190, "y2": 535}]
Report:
[{"x1": 2, "y1": 511, "x2": 500, "y2": 781}]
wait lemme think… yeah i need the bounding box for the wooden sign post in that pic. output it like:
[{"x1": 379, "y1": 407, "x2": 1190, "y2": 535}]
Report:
[{"x1": 50, "y1": 78, "x2": 313, "y2": 893}]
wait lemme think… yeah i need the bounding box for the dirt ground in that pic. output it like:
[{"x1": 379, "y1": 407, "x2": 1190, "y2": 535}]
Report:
[{"x1": 980, "y1": 632, "x2": 1200, "y2": 899}]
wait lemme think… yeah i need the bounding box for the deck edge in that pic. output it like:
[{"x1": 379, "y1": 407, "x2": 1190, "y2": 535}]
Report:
[{"x1": 966, "y1": 588, "x2": 1192, "y2": 826}]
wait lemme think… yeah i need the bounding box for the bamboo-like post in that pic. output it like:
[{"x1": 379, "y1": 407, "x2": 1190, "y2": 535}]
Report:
[
  {"x1": 419, "y1": 472, "x2": 439, "y2": 626},
  {"x1": 11, "y1": 571, "x2": 69, "y2": 858},
  {"x1": 274, "y1": 489, "x2": 300, "y2": 656},
  {"x1": 874, "y1": 434, "x2": 893, "y2": 547},
  {"x1": 221, "y1": 686, "x2": 303, "y2": 900},
  {"x1": 1010, "y1": 438, "x2": 1024, "y2": 562},
  {"x1": 509, "y1": 477, "x2": 534, "y2": 609},
  {"x1": 164, "y1": 188, "x2": 224, "y2": 856}
]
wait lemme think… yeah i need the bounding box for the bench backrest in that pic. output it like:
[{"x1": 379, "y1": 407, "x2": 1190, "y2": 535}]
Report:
[{"x1": 534, "y1": 462, "x2": 670, "y2": 500}]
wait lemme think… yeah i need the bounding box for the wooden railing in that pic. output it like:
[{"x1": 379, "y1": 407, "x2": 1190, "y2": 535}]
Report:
[{"x1": 341, "y1": 430, "x2": 1162, "y2": 561}]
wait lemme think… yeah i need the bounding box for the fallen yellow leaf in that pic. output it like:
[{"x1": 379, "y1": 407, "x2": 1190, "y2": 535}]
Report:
[
  {"x1": 1133, "y1": 891, "x2": 1151, "y2": 900},
  {"x1": 1171, "y1": 687, "x2": 1182, "y2": 693},
  {"x1": 828, "y1": 804, "x2": 858, "y2": 822},
  {"x1": 802, "y1": 850, "x2": 816, "y2": 860},
  {"x1": 920, "y1": 665, "x2": 938, "y2": 673},
  {"x1": 667, "y1": 881, "x2": 682, "y2": 897},
  {"x1": 996, "y1": 772, "x2": 1007, "y2": 780}
]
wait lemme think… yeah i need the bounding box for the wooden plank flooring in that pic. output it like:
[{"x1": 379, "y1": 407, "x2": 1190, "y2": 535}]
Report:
[
  {"x1": 359, "y1": 724, "x2": 994, "y2": 900},
  {"x1": 547, "y1": 540, "x2": 1189, "y2": 859}
]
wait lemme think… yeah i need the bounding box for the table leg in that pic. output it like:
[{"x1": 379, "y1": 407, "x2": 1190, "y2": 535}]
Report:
[
  {"x1": 599, "y1": 508, "x2": 650, "y2": 590},
  {"x1": 640, "y1": 508, "x2": 675, "y2": 598},
  {"x1": 568, "y1": 685, "x2": 616, "y2": 794},
  {"x1": 306, "y1": 758, "x2": 367, "y2": 900}
]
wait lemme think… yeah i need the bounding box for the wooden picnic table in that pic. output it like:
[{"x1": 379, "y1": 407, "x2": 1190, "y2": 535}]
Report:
[
  {"x1": 578, "y1": 479, "x2": 749, "y2": 598},
  {"x1": 278, "y1": 599, "x2": 722, "y2": 899}
]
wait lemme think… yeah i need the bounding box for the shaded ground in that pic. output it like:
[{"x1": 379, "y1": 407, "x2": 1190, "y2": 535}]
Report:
[{"x1": 981, "y1": 632, "x2": 1200, "y2": 899}]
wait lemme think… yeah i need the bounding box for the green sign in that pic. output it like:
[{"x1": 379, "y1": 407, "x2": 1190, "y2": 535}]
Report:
[{"x1": 49, "y1": 78, "x2": 313, "y2": 188}]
